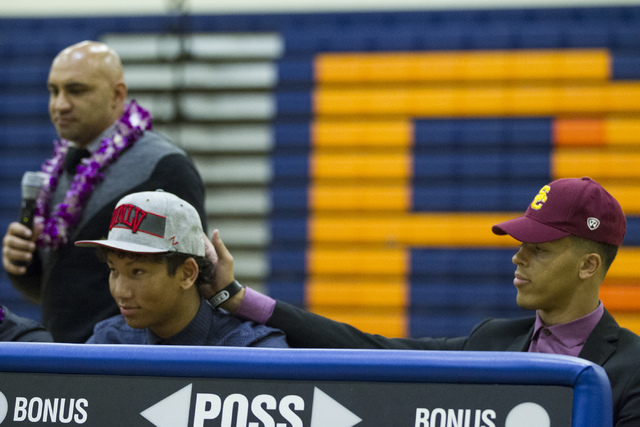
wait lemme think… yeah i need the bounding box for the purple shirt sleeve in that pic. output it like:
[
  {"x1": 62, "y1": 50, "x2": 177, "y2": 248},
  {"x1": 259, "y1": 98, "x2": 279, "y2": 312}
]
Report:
[{"x1": 235, "y1": 286, "x2": 276, "y2": 325}]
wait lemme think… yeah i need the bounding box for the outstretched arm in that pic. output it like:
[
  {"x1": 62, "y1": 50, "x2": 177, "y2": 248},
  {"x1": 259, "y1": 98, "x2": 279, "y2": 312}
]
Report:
[{"x1": 199, "y1": 230, "x2": 463, "y2": 350}]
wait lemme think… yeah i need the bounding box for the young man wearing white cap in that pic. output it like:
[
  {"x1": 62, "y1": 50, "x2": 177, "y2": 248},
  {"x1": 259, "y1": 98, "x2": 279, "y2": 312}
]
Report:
[
  {"x1": 202, "y1": 177, "x2": 640, "y2": 426},
  {"x1": 76, "y1": 190, "x2": 287, "y2": 347}
]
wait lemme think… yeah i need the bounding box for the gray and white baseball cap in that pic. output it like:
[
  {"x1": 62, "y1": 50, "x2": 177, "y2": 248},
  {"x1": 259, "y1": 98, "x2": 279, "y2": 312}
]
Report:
[{"x1": 75, "y1": 190, "x2": 204, "y2": 256}]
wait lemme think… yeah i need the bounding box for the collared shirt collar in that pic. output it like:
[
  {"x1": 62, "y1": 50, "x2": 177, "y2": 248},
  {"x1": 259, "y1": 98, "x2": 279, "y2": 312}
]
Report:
[{"x1": 529, "y1": 301, "x2": 604, "y2": 356}]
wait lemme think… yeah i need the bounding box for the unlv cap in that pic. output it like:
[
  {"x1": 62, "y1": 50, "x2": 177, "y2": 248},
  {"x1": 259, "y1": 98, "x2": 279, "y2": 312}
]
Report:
[
  {"x1": 492, "y1": 177, "x2": 626, "y2": 246},
  {"x1": 75, "y1": 190, "x2": 205, "y2": 256}
]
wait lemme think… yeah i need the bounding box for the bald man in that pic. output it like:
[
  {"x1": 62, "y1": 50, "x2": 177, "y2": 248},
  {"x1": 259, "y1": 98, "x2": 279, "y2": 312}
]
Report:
[
  {"x1": 48, "y1": 41, "x2": 127, "y2": 147},
  {"x1": 2, "y1": 41, "x2": 207, "y2": 343}
]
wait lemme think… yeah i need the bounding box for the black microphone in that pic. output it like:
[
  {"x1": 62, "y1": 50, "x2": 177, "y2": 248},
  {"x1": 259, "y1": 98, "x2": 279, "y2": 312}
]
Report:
[
  {"x1": 19, "y1": 171, "x2": 45, "y2": 230},
  {"x1": 14, "y1": 171, "x2": 45, "y2": 267}
]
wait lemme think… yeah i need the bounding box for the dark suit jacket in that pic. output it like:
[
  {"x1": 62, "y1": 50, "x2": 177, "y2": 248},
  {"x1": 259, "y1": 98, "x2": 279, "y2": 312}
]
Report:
[
  {"x1": 0, "y1": 306, "x2": 53, "y2": 342},
  {"x1": 269, "y1": 301, "x2": 640, "y2": 427}
]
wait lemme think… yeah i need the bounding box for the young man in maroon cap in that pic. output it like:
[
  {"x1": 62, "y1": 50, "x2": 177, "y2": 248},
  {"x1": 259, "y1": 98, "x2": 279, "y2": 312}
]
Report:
[{"x1": 201, "y1": 177, "x2": 640, "y2": 427}]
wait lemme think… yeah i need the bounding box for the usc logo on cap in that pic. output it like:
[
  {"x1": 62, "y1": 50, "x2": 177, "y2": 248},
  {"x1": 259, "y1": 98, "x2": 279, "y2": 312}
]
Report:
[{"x1": 530, "y1": 185, "x2": 551, "y2": 210}]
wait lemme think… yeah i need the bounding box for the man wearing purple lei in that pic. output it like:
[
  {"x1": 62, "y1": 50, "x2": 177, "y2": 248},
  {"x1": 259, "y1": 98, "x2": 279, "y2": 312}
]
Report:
[{"x1": 2, "y1": 41, "x2": 206, "y2": 343}]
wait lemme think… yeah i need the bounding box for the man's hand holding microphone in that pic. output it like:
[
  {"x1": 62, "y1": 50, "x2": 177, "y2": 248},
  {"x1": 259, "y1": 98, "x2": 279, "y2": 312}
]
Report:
[{"x1": 2, "y1": 171, "x2": 44, "y2": 274}]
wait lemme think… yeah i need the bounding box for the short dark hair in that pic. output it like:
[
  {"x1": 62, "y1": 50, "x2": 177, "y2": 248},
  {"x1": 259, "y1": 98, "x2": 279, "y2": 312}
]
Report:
[
  {"x1": 97, "y1": 248, "x2": 215, "y2": 286},
  {"x1": 570, "y1": 235, "x2": 619, "y2": 276}
]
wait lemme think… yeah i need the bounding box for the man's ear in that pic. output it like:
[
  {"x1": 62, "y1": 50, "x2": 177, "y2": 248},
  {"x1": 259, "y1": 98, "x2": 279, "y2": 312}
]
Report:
[
  {"x1": 180, "y1": 257, "x2": 199, "y2": 290},
  {"x1": 113, "y1": 81, "x2": 127, "y2": 106},
  {"x1": 579, "y1": 253, "x2": 602, "y2": 280}
]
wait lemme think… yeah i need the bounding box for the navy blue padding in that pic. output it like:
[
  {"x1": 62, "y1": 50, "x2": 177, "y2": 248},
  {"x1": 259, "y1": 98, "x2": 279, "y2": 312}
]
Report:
[
  {"x1": 624, "y1": 217, "x2": 640, "y2": 246},
  {"x1": 0, "y1": 63, "x2": 51, "y2": 87},
  {"x1": 466, "y1": 23, "x2": 517, "y2": 49},
  {"x1": 611, "y1": 23, "x2": 640, "y2": 48},
  {"x1": 281, "y1": 27, "x2": 358, "y2": 53},
  {"x1": 571, "y1": 5, "x2": 633, "y2": 21},
  {"x1": 269, "y1": 248, "x2": 306, "y2": 275},
  {"x1": 0, "y1": 6, "x2": 638, "y2": 54},
  {"x1": 412, "y1": 183, "x2": 542, "y2": 212},
  {"x1": 275, "y1": 91, "x2": 312, "y2": 116},
  {"x1": 0, "y1": 30, "x2": 96, "y2": 58},
  {"x1": 0, "y1": 94, "x2": 48, "y2": 117},
  {"x1": 411, "y1": 280, "x2": 517, "y2": 309},
  {"x1": 374, "y1": 28, "x2": 422, "y2": 51},
  {"x1": 414, "y1": 118, "x2": 552, "y2": 147},
  {"x1": 277, "y1": 59, "x2": 314, "y2": 84},
  {"x1": 514, "y1": 22, "x2": 564, "y2": 48},
  {"x1": 280, "y1": 22, "x2": 628, "y2": 52},
  {"x1": 411, "y1": 249, "x2": 516, "y2": 276},
  {"x1": 564, "y1": 23, "x2": 611, "y2": 48},
  {"x1": 275, "y1": 17, "x2": 640, "y2": 52},
  {"x1": 270, "y1": 218, "x2": 307, "y2": 242},
  {"x1": 189, "y1": 13, "x2": 297, "y2": 32},
  {"x1": 0, "y1": 124, "x2": 57, "y2": 147},
  {"x1": 412, "y1": 153, "x2": 550, "y2": 179},
  {"x1": 0, "y1": 157, "x2": 45, "y2": 179},
  {"x1": 418, "y1": 24, "x2": 466, "y2": 51},
  {"x1": 0, "y1": 344, "x2": 613, "y2": 427},
  {"x1": 267, "y1": 280, "x2": 306, "y2": 305},
  {"x1": 271, "y1": 188, "x2": 308, "y2": 211},
  {"x1": 0, "y1": 186, "x2": 20, "y2": 209},
  {"x1": 273, "y1": 122, "x2": 310, "y2": 147},
  {"x1": 613, "y1": 54, "x2": 640, "y2": 80},
  {"x1": 271, "y1": 155, "x2": 309, "y2": 178}
]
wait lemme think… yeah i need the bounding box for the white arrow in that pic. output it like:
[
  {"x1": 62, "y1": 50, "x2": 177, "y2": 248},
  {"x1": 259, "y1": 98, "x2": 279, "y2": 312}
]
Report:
[
  {"x1": 140, "y1": 383, "x2": 192, "y2": 427},
  {"x1": 310, "y1": 387, "x2": 362, "y2": 427}
]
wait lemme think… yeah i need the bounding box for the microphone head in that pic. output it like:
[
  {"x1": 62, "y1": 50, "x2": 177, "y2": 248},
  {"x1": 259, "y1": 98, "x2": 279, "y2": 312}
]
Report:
[{"x1": 21, "y1": 171, "x2": 46, "y2": 200}]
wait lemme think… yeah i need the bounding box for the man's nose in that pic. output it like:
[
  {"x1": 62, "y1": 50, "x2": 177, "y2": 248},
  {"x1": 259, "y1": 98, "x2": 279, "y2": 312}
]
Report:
[
  {"x1": 52, "y1": 92, "x2": 71, "y2": 110},
  {"x1": 512, "y1": 246, "x2": 526, "y2": 266},
  {"x1": 111, "y1": 277, "x2": 133, "y2": 299}
]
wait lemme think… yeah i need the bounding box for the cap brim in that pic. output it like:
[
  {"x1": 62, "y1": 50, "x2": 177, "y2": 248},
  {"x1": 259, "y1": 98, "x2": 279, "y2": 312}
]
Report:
[
  {"x1": 75, "y1": 239, "x2": 168, "y2": 254},
  {"x1": 492, "y1": 216, "x2": 570, "y2": 243}
]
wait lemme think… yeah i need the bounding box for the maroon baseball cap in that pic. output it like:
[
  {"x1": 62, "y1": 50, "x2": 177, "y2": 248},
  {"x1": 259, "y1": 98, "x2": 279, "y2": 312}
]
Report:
[{"x1": 492, "y1": 177, "x2": 626, "y2": 246}]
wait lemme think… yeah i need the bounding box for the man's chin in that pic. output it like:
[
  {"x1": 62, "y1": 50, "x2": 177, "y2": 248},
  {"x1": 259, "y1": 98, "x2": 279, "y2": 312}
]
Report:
[
  {"x1": 515, "y1": 295, "x2": 537, "y2": 311},
  {"x1": 123, "y1": 318, "x2": 146, "y2": 330},
  {"x1": 55, "y1": 128, "x2": 76, "y2": 142}
]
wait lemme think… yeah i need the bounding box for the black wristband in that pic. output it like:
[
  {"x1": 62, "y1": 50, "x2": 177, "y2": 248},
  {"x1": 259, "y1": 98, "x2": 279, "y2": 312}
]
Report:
[{"x1": 207, "y1": 280, "x2": 243, "y2": 308}]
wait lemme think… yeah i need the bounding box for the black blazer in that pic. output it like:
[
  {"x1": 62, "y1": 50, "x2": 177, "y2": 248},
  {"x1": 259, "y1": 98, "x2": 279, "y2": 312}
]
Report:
[
  {"x1": 269, "y1": 302, "x2": 640, "y2": 427},
  {"x1": 0, "y1": 306, "x2": 52, "y2": 342}
]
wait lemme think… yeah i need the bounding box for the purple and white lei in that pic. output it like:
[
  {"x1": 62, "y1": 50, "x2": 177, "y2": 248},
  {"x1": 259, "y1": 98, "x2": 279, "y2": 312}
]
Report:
[{"x1": 34, "y1": 100, "x2": 152, "y2": 249}]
